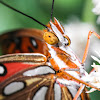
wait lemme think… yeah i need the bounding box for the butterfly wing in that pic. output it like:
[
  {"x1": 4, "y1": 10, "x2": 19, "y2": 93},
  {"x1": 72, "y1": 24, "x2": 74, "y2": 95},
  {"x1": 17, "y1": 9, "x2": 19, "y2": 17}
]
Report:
[
  {"x1": 0, "y1": 63, "x2": 56, "y2": 100},
  {"x1": 0, "y1": 54, "x2": 90, "y2": 100},
  {"x1": 0, "y1": 62, "x2": 90, "y2": 100},
  {"x1": 0, "y1": 53, "x2": 47, "y2": 82},
  {"x1": 0, "y1": 28, "x2": 47, "y2": 55}
]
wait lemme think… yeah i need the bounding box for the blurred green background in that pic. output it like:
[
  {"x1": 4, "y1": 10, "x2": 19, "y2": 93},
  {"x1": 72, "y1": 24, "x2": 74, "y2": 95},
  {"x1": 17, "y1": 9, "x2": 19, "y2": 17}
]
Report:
[
  {"x1": 0, "y1": 0, "x2": 86, "y2": 32},
  {"x1": 0, "y1": 0, "x2": 100, "y2": 100}
]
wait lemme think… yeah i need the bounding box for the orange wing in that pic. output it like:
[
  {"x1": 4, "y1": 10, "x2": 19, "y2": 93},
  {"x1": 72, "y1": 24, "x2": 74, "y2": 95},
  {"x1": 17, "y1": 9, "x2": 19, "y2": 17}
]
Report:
[{"x1": 0, "y1": 28, "x2": 48, "y2": 55}]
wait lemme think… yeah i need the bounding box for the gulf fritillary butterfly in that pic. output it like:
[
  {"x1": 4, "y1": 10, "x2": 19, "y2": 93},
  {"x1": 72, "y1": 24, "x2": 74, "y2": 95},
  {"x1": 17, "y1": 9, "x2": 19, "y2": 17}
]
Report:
[{"x1": 0, "y1": 0, "x2": 100, "y2": 100}]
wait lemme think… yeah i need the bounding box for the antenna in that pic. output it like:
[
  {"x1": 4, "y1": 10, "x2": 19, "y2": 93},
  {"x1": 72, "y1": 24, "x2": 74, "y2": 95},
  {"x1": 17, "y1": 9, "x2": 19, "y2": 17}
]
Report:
[
  {"x1": 0, "y1": 1, "x2": 48, "y2": 28},
  {"x1": 50, "y1": 0, "x2": 55, "y2": 21}
]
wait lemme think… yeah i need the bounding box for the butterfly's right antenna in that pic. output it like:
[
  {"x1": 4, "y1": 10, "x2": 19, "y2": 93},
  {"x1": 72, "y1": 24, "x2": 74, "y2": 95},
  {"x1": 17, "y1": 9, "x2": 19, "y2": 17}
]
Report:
[
  {"x1": 0, "y1": 1, "x2": 48, "y2": 29},
  {"x1": 50, "y1": 0, "x2": 55, "y2": 21}
]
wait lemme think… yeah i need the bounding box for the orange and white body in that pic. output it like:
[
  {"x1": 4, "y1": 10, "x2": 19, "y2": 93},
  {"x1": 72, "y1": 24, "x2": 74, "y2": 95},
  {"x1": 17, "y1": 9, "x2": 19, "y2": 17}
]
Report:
[
  {"x1": 43, "y1": 18, "x2": 88, "y2": 97},
  {"x1": 44, "y1": 18, "x2": 85, "y2": 75},
  {"x1": 43, "y1": 17, "x2": 100, "y2": 99}
]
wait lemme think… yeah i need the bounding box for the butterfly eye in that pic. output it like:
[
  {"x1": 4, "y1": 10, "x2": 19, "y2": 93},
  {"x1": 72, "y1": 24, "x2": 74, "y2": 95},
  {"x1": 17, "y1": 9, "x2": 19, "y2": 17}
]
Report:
[
  {"x1": 63, "y1": 35, "x2": 71, "y2": 46},
  {"x1": 43, "y1": 32, "x2": 59, "y2": 45}
]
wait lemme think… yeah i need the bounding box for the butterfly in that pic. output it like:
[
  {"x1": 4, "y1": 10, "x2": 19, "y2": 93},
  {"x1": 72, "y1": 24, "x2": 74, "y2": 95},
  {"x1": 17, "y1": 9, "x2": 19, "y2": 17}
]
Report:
[{"x1": 0, "y1": 0, "x2": 100, "y2": 100}]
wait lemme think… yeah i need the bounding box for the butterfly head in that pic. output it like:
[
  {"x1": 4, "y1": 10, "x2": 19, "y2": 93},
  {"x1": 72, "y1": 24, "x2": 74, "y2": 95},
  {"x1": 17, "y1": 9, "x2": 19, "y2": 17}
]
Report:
[{"x1": 43, "y1": 17, "x2": 71, "y2": 46}]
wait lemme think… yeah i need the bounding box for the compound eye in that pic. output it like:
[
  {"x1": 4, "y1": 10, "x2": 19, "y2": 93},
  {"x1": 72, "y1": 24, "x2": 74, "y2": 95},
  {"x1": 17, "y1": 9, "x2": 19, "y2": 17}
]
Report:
[
  {"x1": 63, "y1": 35, "x2": 71, "y2": 46},
  {"x1": 43, "y1": 32, "x2": 59, "y2": 45}
]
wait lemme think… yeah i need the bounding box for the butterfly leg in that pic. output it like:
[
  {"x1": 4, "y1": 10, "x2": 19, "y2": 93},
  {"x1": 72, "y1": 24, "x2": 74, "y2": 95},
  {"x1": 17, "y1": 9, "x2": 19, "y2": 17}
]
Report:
[
  {"x1": 59, "y1": 70, "x2": 100, "y2": 100},
  {"x1": 82, "y1": 31, "x2": 100, "y2": 64},
  {"x1": 73, "y1": 31, "x2": 100, "y2": 100},
  {"x1": 73, "y1": 85, "x2": 85, "y2": 100}
]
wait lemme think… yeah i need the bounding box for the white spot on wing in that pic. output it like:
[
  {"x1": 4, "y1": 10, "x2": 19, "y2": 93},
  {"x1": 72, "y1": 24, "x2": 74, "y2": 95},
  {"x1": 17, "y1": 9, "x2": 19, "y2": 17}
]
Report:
[
  {"x1": 31, "y1": 39, "x2": 37, "y2": 47},
  {"x1": 54, "y1": 83, "x2": 61, "y2": 100},
  {"x1": 0, "y1": 66, "x2": 4, "y2": 74},
  {"x1": 4, "y1": 82, "x2": 25, "y2": 95},
  {"x1": 33, "y1": 87, "x2": 48, "y2": 100},
  {"x1": 23, "y1": 66, "x2": 55, "y2": 76}
]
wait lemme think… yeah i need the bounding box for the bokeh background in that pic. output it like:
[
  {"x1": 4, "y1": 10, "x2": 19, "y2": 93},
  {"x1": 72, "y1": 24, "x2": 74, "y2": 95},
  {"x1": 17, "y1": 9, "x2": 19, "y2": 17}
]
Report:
[
  {"x1": 0, "y1": 0, "x2": 100, "y2": 99},
  {"x1": 0, "y1": 0, "x2": 86, "y2": 31}
]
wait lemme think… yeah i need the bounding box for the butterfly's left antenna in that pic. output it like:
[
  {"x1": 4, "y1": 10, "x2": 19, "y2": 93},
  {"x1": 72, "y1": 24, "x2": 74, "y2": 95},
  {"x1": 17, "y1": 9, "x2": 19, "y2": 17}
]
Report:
[
  {"x1": 50, "y1": 0, "x2": 55, "y2": 21},
  {"x1": 0, "y1": 1, "x2": 48, "y2": 29}
]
